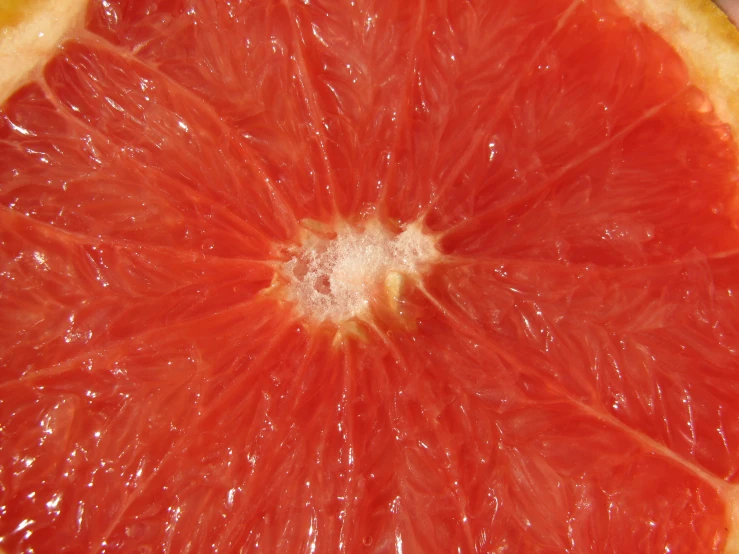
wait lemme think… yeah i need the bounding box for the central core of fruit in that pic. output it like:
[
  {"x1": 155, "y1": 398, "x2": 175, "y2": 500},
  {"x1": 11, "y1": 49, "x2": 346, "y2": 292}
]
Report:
[{"x1": 282, "y1": 220, "x2": 438, "y2": 323}]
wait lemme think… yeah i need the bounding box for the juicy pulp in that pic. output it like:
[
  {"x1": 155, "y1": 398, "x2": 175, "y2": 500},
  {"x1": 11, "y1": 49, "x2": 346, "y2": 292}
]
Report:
[{"x1": 1, "y1": 0, "x2": 739, "y2": 552}]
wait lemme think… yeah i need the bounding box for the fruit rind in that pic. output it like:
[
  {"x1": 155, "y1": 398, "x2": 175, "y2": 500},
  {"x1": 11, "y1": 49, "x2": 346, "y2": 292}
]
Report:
[
  {"x1": 0, "y1": 0, "x2": 87, "y2": 103},
  {"x1": 725, "y1": 484, "x2": 739, "y2": 554}
]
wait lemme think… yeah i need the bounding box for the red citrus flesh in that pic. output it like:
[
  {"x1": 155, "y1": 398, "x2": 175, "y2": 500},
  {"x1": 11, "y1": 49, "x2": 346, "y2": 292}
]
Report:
[{"x1": 1, "y1": 0, "x2": 739, "y2": 552}]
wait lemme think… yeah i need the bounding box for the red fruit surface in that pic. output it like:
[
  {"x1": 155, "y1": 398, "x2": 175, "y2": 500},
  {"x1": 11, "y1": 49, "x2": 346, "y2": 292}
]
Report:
[{"x1": 1, "y1": 0, "x2": 739, "y2": 552}]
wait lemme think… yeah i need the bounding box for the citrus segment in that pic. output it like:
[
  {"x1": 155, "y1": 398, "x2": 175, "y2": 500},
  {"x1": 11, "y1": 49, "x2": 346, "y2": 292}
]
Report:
[
  {"x1": 426, "y1": 1, "x2": 739, "y2": 260},
  {"x1": 359, "y1": 285, "x2": 736, "y2": 551},
  {"x1": 87, "y1": 0, "x2": 355, "y2": 222},
  {"x1": 1, "y1": 301, "x2": 300, "y2": 550},
  {"x1": 1, "y1": 0, "x2": 739, "y2": 552},
  {"x1": 42, "y1": 38, "x2": 297, "y2": 241},
  {"x1": 376, "y1": 0, "x2": 586, "y2": 225},
  {"x1": 424, "y1": 253, "x2": 739, "y2": 479}
]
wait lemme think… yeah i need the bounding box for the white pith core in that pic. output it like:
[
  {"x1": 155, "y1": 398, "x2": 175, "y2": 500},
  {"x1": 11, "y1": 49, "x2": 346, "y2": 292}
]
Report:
[{"x1": 283, "y1": 220, "x2": 438, "y2": 323}]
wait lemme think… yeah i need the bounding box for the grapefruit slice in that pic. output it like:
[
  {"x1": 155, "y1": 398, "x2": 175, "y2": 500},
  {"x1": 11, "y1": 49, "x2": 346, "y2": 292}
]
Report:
[{"x1": 1, "y1": 0, "x2": 739, "y2": 553}]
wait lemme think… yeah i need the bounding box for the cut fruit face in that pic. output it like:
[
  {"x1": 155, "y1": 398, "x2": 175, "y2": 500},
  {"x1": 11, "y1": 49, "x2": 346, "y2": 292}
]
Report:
[{"x1": 1, "y1": 0, "x2": 739, "y2": 553}]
